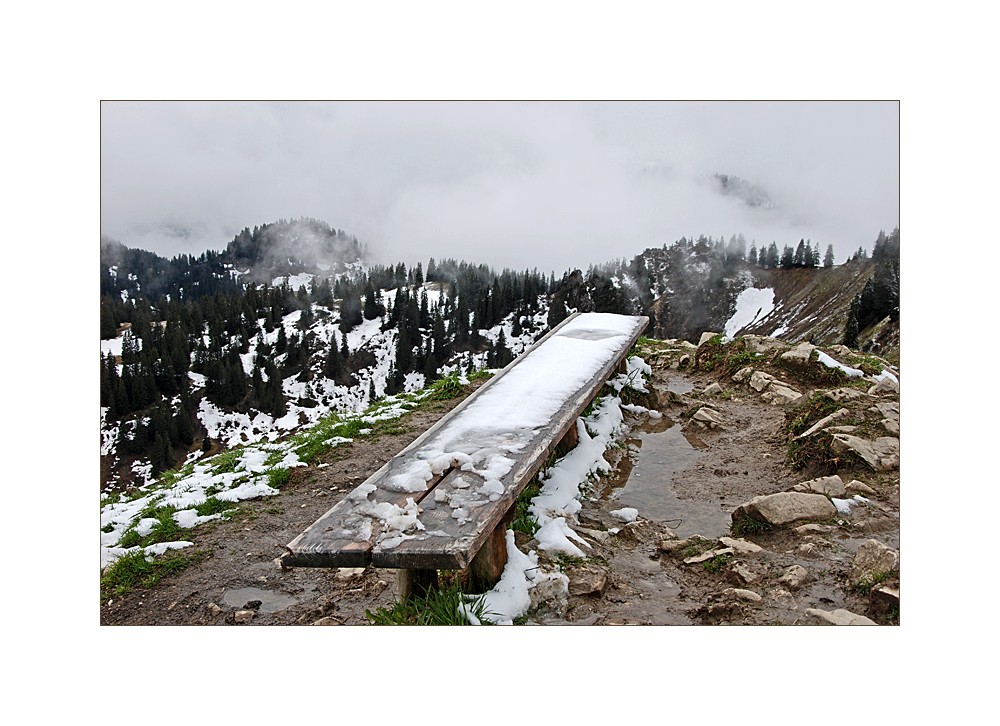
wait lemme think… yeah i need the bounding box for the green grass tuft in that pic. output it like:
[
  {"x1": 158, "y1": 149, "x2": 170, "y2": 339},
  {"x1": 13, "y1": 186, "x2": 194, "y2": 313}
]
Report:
[{"x1": 365, "y1": 581, "x2": 495, "y2": 625}]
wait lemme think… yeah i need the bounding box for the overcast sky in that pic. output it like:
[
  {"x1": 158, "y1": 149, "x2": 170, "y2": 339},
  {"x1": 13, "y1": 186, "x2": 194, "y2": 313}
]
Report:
[{"x1": 101, "y1": 101, "x2": 898, "y2": 275}]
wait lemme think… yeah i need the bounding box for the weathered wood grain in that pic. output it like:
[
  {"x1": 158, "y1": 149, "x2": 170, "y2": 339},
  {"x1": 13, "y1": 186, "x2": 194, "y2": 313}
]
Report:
[{"x1": 284, "y1": 312, "x2": 648, "y2": 571}]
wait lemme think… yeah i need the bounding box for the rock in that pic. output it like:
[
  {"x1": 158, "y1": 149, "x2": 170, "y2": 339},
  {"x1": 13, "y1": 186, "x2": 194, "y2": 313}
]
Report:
[
  {"x1": 742, "y1": 335, "x2": 789, "y2": 355},
  {"x1": 733, "y1": 492, "x2": 837, "y2": 527},
  {"x1": 725, "y1": 588, "x2": 763, "y2": 603},
  {"x1": 684, "y1": 547, "x2": 734, "y2": 564},
  {"x1": 335, "y1": 567, "x2": 366, "y2": 581},
  {"x1": 732, "y1": 366, "x2": 754, "y2": 383},
  {"x1": 824, "y1": 425, "x2": 858, "y2": 434},
  {"x1": 846, "y1": 479, "x2": 877, "y2": 496},
  {"x1": 869, "y1": 377, "x2": 899, "y2": 395},
  {"x1": 793, "y1": 474, "x2": 847, "y2": 498},
  {"x1": 207, "y1": 603, "x2": 223, "y2": 617},
  {"x1": 234, "y1": 609, "x2": 255, "y2": 623},
  {"x1": 793, "y1": 523, "x2": 833, "y2": 535},
  {"x1": 691, "y1": 407, "x2": 724, "y2": 428},
  {"x1": 660, "y1": 537, "x2": 697, "y2": 553},
  {"x1": 849, "y1": 539, "x2": 900, "y2": 587},
  {"x1": 825, "y1": 344, "x2": 853, "y2": 358},
  {"x1": 823, "y1": 387, "x2": 869, "y2": 404},
  {"x1": 575, "y1": 527, "x2": 611, "y2": 545},
  {"x1": 804, "y1": 608, "x2": 877, "y2": 625},
  {"x1": 717, "y1": 536, "x2": 763, "y2": 555},
  {"x1": 730, "y1": 563, "x2": 759, "y2": 584},
  {"x1": 761, "y1": 384, "x2": 803, "y2": 406},
  {"x1": 698, "y1": 331, "x2": 721, "y2": 347},
  {"x1": 566, "y1": 564, "x2": 610, "y2": 596},
  {"x1": 703, "y1": 382, "x2": 724, "y2": 396},
  {"x1": 830, "y1": 434, "x2": 900, "y2": 471},
  {"x1": 796, "y1": 408, "x2": 850, "y2": 438},
  {"x1": 852, "y1": 517, "x2": 898, "y2": 534},
  {"x1": 678, "y1": 354, "x2": 691, "y2": 367},
  {"x1": 779, "y1": 342, "x2": 817, "y2": 368},
  {"x1": 749, "y1": 370, "x2": 779, "y2": 392},
  {"x1": 779, "y1": 565, "x2": 812, "y2": 589},
  {"x1": 312, "y1": 616, "x2": 342, "y2": 625},
  {"x1": 869, "y1": 585, "x2": 900, "y2": 619},
  {"x1": 881, "y1": 419, "x2": 900, "y2": 435},
  {"x1": 796, "y1": 543, "x2": 821, "y2": 558},
  {"x1": 875, "y1": 401, "x2": 900, "y2": 420},
  {"x1": 529, "y1": 571, "x2": 570, "y2": 615}
]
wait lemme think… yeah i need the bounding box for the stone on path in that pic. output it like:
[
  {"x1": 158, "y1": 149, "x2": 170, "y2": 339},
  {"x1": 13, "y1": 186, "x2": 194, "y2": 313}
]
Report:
[
  {"x1": 793, "y1": 474, "x2": 847, "y2": 498},
  {"x1": 234, "y1": 609, "x2": 255, "y2": 623},
  {"x1": 691, "y1": 407, "x2": 724, "y2": 429},
  {"x1": 717, "y1": 536, "x2": 763, "y2": 555},
  {"x1": 869, "y1": 377, "x2": 899, "y2": 395},
  {"x1": 566, "y1": 564, "x2": 610, "y2": 596},
  {"x1": 684, "y1": 547, "x2": 734, "y2": 564},
  {"x1": 830, "y1": 434, "x2": 900, "y2": 471},
  {"x1": 793, "y1": 523, "x2": 833, "y2": 535},
  {"x1": 733, "y1": 492, "x2": 837, "y2": 527},
  {"x1": 823, "y1": 388, "x2": 869, "y2": 404},
  {"x1": 779, "y1": 565, "x2": 812, "y2": 589},
  {"x1": 703, "y1": 382, "x2": 724, "y2": 396},
  {"x1": 796, "y1": 409, "x2": 850, "y2": 438},
  {"x1": 845, "y1": 479, "x2": 877, "y2": 496},
  {"x1": 804, "y1": 608, "x2": 877, "y2": 625},
  {"x1": 724, "y1": 588, "x2": 762, "y2": 603},
  {"x1": 849, "y1": 539, "x2": 900, "y2": 587}
]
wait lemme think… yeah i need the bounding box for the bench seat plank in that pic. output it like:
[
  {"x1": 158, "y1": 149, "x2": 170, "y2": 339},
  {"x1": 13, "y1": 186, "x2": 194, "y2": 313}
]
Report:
[{"x1": 284, "y1": 312, "x2": 648, "y2": 569}]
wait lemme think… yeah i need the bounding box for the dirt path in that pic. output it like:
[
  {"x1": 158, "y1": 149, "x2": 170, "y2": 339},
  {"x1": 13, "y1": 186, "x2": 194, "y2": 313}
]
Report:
[{"x1": 101, "y1": 348, "x2": 900, "y2": 626}]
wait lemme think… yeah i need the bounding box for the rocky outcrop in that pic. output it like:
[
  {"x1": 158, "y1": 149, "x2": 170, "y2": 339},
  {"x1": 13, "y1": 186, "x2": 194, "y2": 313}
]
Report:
[
  {"x1": 779, "y1": 342, "x2": 817, "y2": 369},
  {"x1": 804, "y1": 608, "x2": 877, "y2": 625}
]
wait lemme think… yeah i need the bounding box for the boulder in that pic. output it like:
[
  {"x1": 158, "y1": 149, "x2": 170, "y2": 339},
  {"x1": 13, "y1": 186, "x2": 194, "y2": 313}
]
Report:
[
  {"x1": 849, "y1": 539, "x2": 900, "y2": 587},
  {"x1": 234, "y1": 609, "x2": 255, "y2": 623},
  {"x1": 825, "y1": 344, "x2": 853, "y2": 358},
  {"x1": 698, "y1": 331, "x2": 721, "y2": 347},
  {"x1": 779, "y1": 342, "x2": 817, "y2": 369},
  {"x1": 804, "y1": 608, "x2": 877, "y2": 625},
  {"x1": 678, "y1": 354, "x2": 691, "y2": 367},
  {"x1": 703, "y1": 382, "x2": 724, "y2": 396},
  {"x1": 732, "y1": 366, "x2": 754, "y2": 383},
  {"x1": 730, "y1": 563, "x2": 759, "y2": 584},
  {"x1": 830, "y1": 434, "x2": 900, "y2": 471},
  {"x1": 875, "y1": 401, "x2": 900, "y2": 420},
  {"x1": 733, "y1": 492, "x2": 837, "y2": 527},
  {"x1": 881, "y1": 419, "x2": 900, "y2": 435},
  {"x1": 792, "y1": 474, "x2": 847, "y2": 498}
]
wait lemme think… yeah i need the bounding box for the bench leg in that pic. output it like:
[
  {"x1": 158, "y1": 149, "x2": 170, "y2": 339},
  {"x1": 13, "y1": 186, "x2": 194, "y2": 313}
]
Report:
[
  {"x1": 397, "y1": 568, "x2": 439, "y2": 600},
  {"x1": 470, "y1": 509, "x2": 515, "y2": 592}
]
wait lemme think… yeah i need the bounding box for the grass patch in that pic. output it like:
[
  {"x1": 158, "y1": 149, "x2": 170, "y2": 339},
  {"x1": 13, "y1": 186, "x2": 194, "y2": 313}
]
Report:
[
  {"x1": 850, "y1": 569, "x2": 898, "y2": 596},
  {"x1": 101, "y1": 548, "x2": 207, "y2": 600},
  {"x1": 265, "y1": 467, "x2": 292, "y2": 489},
  {"x1": 427, "y1": 372, "x2": 466, "y2": 400},
  {"x1": 701, "y1": 553, "x2": 731, "y2": 573},
  {"x1": 194, "y1": 496, "x2": 238, "y2": 517},
  {"x1": 787, "y1": 393, "x2": 845, "y2": 437},
  {"x1": 730, "y1": 514, "x2": 772, "y2": 537},
  {"x1": 210, "y1": 448, "x2": 242, "y2": 475},
  {"x1": 365, "y1": 581, "x2": 495, "y2": 625},
  {"x1": 118, "y1": 529, "x2": 142, "y2": 548}
]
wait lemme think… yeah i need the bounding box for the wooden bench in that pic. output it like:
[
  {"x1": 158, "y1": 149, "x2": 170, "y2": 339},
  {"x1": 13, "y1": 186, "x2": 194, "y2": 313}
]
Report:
[{"x1": 281, "y1": 311, "x2": 648, "y2": 597}]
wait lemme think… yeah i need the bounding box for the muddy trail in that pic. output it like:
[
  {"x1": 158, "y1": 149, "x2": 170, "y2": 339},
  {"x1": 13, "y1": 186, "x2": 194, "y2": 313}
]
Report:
[{"x1": 101, "y1": 337, "x2": 900, "y2": 626}]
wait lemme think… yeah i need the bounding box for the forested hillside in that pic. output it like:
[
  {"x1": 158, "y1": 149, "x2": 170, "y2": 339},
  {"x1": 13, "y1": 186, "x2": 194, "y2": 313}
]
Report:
[{"x1": 100, "y1": 219, "x2": 899, "y2": 492}]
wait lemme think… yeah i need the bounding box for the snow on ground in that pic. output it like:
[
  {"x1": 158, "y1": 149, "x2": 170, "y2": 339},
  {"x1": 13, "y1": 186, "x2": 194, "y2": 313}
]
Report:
[
  {"x1": 723, "y1": 287, "x2": 775, "y2": 341},
  {"x1": 816, "y1": 351, "x2": 899, "y2": 384}
]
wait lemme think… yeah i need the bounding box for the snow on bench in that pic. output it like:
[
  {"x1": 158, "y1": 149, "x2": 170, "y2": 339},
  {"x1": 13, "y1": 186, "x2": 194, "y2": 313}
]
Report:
[{"x1": 281, "y1": 312, "x2": 648, "y2": 593}]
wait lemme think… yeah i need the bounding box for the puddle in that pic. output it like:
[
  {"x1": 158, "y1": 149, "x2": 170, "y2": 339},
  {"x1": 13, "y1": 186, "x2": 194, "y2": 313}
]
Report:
[
  {"x1": 222, "y1": 587, "x2": 300, "y2": 614},
  {"x1": 665, "y1": 377, "x2": 694, "y2": 395},
  {"x1": 605, "y1": 416, "x2": 731, "y2": 540}
]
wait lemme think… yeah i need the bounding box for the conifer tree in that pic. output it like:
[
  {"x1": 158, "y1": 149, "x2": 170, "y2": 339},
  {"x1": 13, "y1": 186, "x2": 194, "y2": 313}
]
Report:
[{"x1": 823, "y1": 244, "x2": 835, "y2": 268}]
